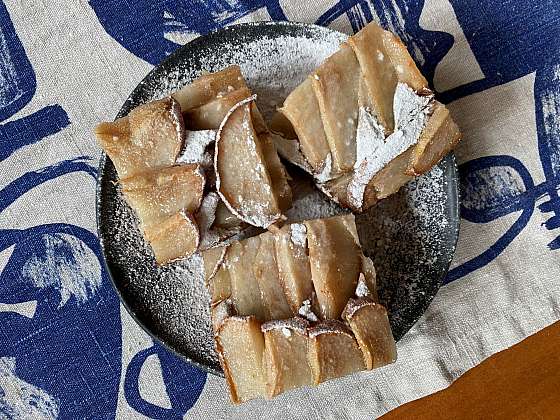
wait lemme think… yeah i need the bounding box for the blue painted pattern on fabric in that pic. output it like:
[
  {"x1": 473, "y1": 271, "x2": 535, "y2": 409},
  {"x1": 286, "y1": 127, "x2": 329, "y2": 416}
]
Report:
[{"x1": 89, "y1": 0, "x2": 287, "y2": 66}]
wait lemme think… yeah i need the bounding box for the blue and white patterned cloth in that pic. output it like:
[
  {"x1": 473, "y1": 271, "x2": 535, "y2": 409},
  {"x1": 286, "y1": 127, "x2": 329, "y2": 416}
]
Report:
[{"x1": 1, "y1": 1, "x2": 559, "y2": 418}]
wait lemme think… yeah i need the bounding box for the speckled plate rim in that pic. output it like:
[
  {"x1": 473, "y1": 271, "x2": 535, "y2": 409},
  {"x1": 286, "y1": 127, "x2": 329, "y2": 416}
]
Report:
[{"x1": 95, "y1": 21, "x2": 461, "y2": 378}]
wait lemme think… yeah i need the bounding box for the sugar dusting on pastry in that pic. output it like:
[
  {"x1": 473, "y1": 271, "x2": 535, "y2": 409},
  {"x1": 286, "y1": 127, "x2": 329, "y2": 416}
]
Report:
[
  {"x1": 308, "y1": 320, "x2": 353, "y2": 338},
  {"x1": 214, "y1": 95, "x2": 282, "y2": 228},
  {"x1": 261, "y1": 317, "x2": 309, "y2": 334},
  {"x1": 355, "y1": 273, "x2": 370, "y2": 298},
  {"x1": 177, "y1": 130, "x2": 216, "y2": 164},
  {"x1": 342, "y1": 297, "x2": 380, "y2": 320},
  {"x1": 195, "y1": 192, "x2": 221, "y2": 249},
  {"x1": 354, "y1": 107, "x2": 386, "y2": 167},
  {"x1": 314, "y1": 153, "x2": 335, "y2": 183},
  {"x1": 347, "y1": 83, "x2": 434, "y2": 210},
  {"x1": 298, "y1": 299, "x2": 318, "y2": 322},
  {"x1": 289, "y1": 223, "x2": 307, "y2": 248},
  {"x1": 237, "y1": 102, "x2": 280, "y2": 227}
]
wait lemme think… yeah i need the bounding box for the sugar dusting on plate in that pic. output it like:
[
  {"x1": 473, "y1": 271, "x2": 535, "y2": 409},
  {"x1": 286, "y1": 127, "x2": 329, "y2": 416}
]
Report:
[
  {"x1": 154, "y1": 28, "x2": 346, "y2": 119},
  {"x1": 355, "y1": 159, "x2": 456, "y2": 335}
]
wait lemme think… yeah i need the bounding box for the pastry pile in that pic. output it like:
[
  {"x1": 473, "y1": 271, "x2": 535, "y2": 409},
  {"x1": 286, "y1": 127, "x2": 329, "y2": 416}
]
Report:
[
  {"x1": 204, "y1": 214, "x2": 396, "y2": 402},
  {"x1": 96, "y1": 66, "x2": 291, "y2": 263},
  {"x1": 95, "y1": 21, "x2": 461, "y2": 403},
  {"x1": 272, "y1": 23, "x2": 460, "y2": 211}
]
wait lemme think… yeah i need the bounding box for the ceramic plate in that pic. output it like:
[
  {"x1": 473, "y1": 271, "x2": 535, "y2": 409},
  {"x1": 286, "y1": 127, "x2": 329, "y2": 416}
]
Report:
[{"x1": 96, "y1": 21, "x2": 460, "y2": 376}]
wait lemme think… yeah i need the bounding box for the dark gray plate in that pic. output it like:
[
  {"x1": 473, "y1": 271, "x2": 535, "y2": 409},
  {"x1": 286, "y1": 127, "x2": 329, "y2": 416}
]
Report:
[{"x1": 96, "y1": 21, "x2": 460, "y2": 377}]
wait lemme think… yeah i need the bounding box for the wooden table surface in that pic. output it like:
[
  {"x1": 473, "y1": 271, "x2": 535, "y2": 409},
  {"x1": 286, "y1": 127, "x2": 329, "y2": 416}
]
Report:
[{"x1": 380, "y1": 321, "x2": 560, "y2": 419}]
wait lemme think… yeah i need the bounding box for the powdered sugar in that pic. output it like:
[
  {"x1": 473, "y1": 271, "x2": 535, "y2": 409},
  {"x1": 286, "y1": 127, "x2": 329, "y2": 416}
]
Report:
[
  {"x1": 347, "y1": 84, "x2": 434, "y2": 209},
  {"x1": 342, "y1": 298, "x2": 380, "y2": 320},
  {"x1": 354, "y1": 155, "x2": 457, "y2": 337},
  {"x1": 314, "y1": 153, "x2": 335, "y2": 183},
  {"x1": 347, "y1": 107, "x2": 386, "y2": 209},
  {"x1": 355, "y1": 273, "x2": 370, "y2": 298},
  {"x1": 290, "y1": 223, "x2": 307, "y2": 248},
  {"x1": 308, "y1": 320, "x2": 352, "y2": 338},
  {"x1": 393, "y1": 84, "x2": 432, "y2": 129},
  {"x1": 354, "y1": 107, "x2": 386, "y2": 168},
  {"x1": 281, "y1": 327, "x2": 292, "y2": 337},
  {"x1": 284, "y1": 175, "x2": 343, "y2": 223},
  {"x1": 261, "y1": 317, "x2": 309, "y2": 334},
  {"x1": 233, "y1": 33, "x2": 346, "y2": 120},
  {"x1": 151, "y1": 27, "x2": 346, "y2": 121},
  {"x1": 176, "y1": 130, "x2": 216, "y2": 164},
  {"x1": 298, "y1": 299, "x2": 319, "y2": 322}
]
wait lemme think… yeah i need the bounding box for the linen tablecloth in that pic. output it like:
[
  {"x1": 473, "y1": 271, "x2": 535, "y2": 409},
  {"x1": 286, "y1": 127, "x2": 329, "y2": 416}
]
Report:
[{"x1": 1, "y1": 1, "x2": 559, "y2": 418}]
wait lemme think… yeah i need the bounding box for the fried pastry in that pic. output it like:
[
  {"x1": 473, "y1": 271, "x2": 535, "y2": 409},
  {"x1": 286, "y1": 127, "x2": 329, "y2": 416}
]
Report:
[
  {"x1": 216, "y1": 96, "x2": 291, "y2": 228},
  {"x1": 143, "y1": 212, "x2": 199, "y2": 264},
  {"x1": 215, "y1": 316, "x2": 267, "y2": 404},
  {"x1": 254, "y1": 232, "x2": 293, "y2": 320},
  {"x1": 307, "y1": 321, "x2": 365, "y2": 384},
  {"x1": 261, "y1": 318, "x2": 313, "y2": 397},
  {"x1": 204, "y1": 234, "x2": 292, "y2": 322},
  {"x1": 342, "y1": 298, "x2": 397, "y2": 369},
  {"x1": 177, "y1": 66, "x2": 291, "y2": 229},
  {"x1": 227, "y1": 238, "x2": 269, "y2": 321},
  {"x1": 204, "y1": 214, "x2": 368, "y2": 323},
  {"x1": 277, "y1": 21, "x2": 461, "y2": 211},
  {"x1": 96, "y1": 67, "x2": 292, "y2": 263},
  {"x1": 205, "y1": 215, "x2": 398, "y2": 402},
  {"x1": 120, "y1": 164, "x2": 204, "y2": 227},
  {"x1": 273, "y1": 223, "x2": 314, "y2": 313},
  {"x1": 202, "y1": 245, "x2": 231, "y2": 305},
  {"x1": 185, "y1": 86, "x2": 252, "y2": 130},
  {"x1": 359, "y1": 256, "x2": 378, "y2": 301},
  {"x1": 95, "y1": 97, "x2": 183, "y2": 179},
  {"x1": 279, "y1": 78, "x2": 330, "y2": 172},
  {"x1": 202, "y1": 244, "x2": 228, "y2": 284},
  {"x1": 172, "y1": 65, "x2": 247, "y2": 112},
  {"x1": 305, "y1": 214, "x2": 362, "y2": 319},
  {"x1": 208, "y1": 265, "x2": 232, "y2": 306},
  {"x1": 211, "y1": 298, "x2": 236, "y2": 331},
  {"x1": 311, "y1": 43, "x2": 360, "y2": 174}
]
